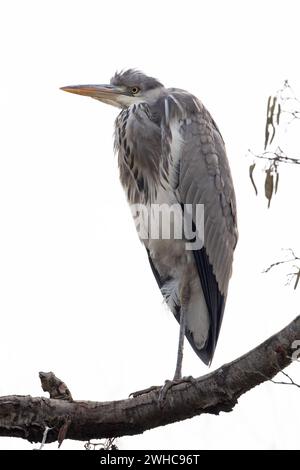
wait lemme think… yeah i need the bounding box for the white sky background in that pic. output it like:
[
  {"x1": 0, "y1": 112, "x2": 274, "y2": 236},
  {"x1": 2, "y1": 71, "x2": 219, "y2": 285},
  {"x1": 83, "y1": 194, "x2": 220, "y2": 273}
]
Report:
[{"x1": 0, "y1": 0, "x2": 300, "y2": 450}]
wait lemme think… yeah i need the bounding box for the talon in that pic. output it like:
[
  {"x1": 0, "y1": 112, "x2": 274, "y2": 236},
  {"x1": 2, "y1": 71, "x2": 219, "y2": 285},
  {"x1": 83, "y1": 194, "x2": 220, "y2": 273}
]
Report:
[
  {"x1": 129, "y1": 385, "x2": 159, "y2": 398},
  {"x1": 158, "y1": 380, "x2": 174, "y2": 404},
  {"x1": 158, "y1": 376, "x2": 196, "y2": 405}
]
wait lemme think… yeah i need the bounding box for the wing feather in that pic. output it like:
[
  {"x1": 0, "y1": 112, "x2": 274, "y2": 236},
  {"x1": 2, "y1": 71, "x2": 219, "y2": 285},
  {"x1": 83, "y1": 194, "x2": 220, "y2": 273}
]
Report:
[
  {"x1": 119, "y1": 92, "x2": 238, "y2": 365},
  {"x1": 177, "y1": 106, "x2": 238, "y2": 361}
]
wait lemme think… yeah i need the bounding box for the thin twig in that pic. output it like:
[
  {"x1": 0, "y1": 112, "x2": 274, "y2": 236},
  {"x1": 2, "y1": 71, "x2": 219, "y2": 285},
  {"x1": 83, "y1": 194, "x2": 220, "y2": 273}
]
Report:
[
  {"x1": 270, "y1": 370, "x2": 300, "y2": 389},
  {"x1": 249, "y1": 149, "x2": 300, "y2": 165},
  {"x1": 36, "y1": 426, "x2": 54, "y2": 450},
  {"x1": 263, "y1": 249, "x2": 300, "y2": 273},
  {"x1": 263, "y1": 258, "x2": 300, "y2": 273}
]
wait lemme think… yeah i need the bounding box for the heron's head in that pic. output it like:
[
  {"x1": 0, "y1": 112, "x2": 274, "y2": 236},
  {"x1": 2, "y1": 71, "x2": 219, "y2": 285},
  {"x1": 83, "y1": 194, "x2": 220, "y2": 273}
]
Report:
[{"x1": 61, "y1": 69, "x2": 164, "y2": 108}]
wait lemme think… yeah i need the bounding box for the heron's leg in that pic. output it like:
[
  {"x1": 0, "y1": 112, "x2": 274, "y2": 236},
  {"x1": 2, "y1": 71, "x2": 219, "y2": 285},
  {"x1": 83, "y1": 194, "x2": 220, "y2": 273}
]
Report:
[
  {"x1": 130, "y1": 274, "x2": 196, "y2": 402},
  {"x1": 129, "y1": 310, "x2": 191, "y2": 401},
  {"x1": 129, "y1": 313, "x2": 186, "y2": 400},
  {"x1": 173, "y1": 276, "x2": 190, "y2": 379},
  {"x1": 158, "y1": 279, "x2": 196, "y2": 403},
  {"x1": 173, "y1": 307, "x2": 186, "y2": 380}
]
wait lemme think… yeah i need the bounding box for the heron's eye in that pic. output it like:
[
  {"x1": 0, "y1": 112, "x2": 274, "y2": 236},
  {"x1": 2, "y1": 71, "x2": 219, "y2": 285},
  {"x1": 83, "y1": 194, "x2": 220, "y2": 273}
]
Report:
[{"x1": 131, "y1": 87, "x2": 140, "y2": 95}]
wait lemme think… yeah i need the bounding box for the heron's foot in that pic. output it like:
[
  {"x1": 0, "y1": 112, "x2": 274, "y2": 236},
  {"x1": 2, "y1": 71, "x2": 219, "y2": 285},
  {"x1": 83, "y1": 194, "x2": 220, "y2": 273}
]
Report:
[
  {"x1": 129, "y1": 385, "x2": 160, "y2": 398},
  {"x1": 158, "y1": 375, "x2": 196, "y2": 405}
]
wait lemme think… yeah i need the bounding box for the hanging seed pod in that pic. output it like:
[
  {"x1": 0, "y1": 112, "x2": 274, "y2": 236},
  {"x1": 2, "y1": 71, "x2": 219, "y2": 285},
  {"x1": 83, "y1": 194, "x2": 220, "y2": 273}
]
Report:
[
  {"x1": 264, "y1": 96, "x2": 272, "y2": 150},
  {"x1": 275, "y1": 170, "x2": 279, "y2": 194},
  {"x1": 249, "y1": 163, "x2": 258, "y2": 195},
  {"x1": 264, "y1": 168, "x2": 274, "y2": 208},
  {"x1": 264, "y1": 96, "x2": 277, "y2": 149},
  {"x1": 277, "y1": 103, "x2": 281, "y2": 126},
  {"x1": 294, "y1": 269, "x2": 300, "y2": 290},
  {"x1": 269, "y1": 96, "x2": 277, "y2": 146}
]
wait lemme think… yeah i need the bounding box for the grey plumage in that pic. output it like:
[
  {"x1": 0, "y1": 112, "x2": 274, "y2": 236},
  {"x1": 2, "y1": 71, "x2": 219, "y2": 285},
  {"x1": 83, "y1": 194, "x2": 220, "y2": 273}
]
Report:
[
  {"x1": 61, "y1": 70, "x2": 238, "y2": 375},
  {"x1": 111, "y1": 69, "x2": 163, "y2": 91}
]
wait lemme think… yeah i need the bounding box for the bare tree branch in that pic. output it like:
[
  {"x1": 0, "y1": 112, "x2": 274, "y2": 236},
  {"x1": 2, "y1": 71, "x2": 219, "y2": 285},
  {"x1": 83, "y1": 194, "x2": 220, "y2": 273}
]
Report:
[
  {"x1": 247, "y1": 81, "x2": 300, "y2": 206},
  {"x1": 263, "y1": 249, "x2": 300, "y2": 289},
  {"x1": 263, "y1": 253, "x2": 300, "y2": 273},
  {"x1": 270, "y1": 370, "x2": 300, "y2": 389},
  {"x1": 0, "y1": 316, "x2": 299, "y2": 445},
  {"x1": 248, "y1": 148, "x2": 300, "y2": 166},
  {"x1": 254, "y1": 369, "x2": 300, "y2": 389}
]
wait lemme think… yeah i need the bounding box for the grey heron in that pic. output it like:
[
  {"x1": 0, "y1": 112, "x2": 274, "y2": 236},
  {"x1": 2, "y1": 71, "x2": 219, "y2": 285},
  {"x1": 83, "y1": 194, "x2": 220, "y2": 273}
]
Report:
[{"x1": 61, "y1": 70, "x2": 238, "y2": 386}]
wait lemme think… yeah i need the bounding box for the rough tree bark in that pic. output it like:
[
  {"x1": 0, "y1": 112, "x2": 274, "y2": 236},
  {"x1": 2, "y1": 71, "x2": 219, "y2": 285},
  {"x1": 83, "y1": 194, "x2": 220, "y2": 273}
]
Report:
[{"x1": 0, "y1": 316, "x2": 299, "y2": 445}]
